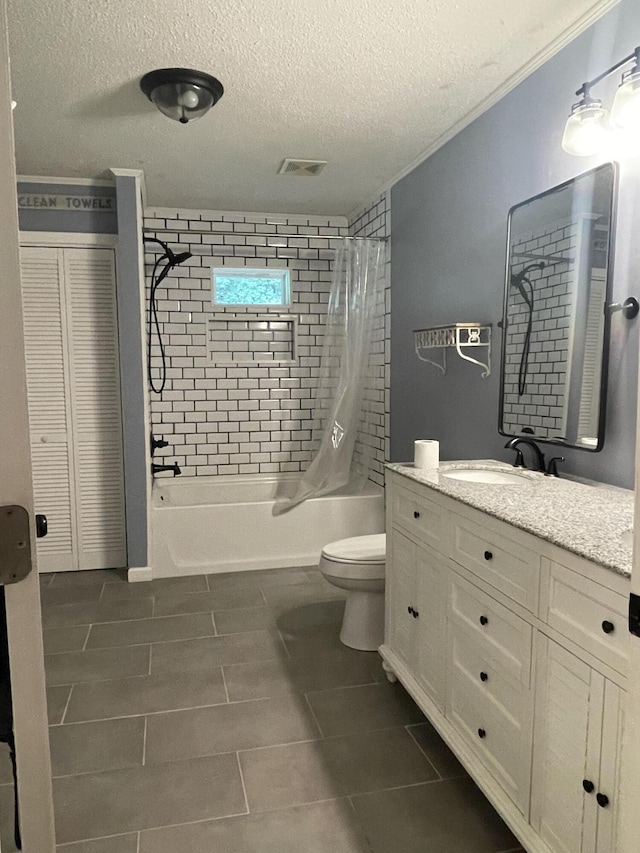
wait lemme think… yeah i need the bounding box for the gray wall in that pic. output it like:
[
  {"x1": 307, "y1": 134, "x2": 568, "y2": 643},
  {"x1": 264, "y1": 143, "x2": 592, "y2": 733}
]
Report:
[
  {"x1": 391, "y1": 0, "x2": 640, "y2": 488},
  {"x1": 113, "y1": 174, "x2": 148, "y2": 567}
]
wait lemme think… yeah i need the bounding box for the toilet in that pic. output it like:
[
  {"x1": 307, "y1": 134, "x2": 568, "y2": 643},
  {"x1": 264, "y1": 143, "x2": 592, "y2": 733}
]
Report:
[{"x1": 318, "y1": 533, "x2": 386, "y2": 651}]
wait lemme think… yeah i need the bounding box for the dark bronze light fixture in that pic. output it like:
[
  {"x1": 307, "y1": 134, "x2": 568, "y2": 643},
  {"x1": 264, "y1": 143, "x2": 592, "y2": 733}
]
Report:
[{"x1": 140, "y1": 68, "x2": 224, "y2": 124}]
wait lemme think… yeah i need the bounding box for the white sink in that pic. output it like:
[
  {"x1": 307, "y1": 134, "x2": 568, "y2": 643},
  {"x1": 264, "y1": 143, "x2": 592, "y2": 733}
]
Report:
[{"x1": 441, "y1": 468, "x2": 530, "y2": 485}]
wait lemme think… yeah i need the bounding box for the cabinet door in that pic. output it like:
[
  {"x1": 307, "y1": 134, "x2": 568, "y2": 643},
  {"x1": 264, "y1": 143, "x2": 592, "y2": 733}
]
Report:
[
  {"x1": 414, "y1": 545, "x2": 446, "y2": 710},
  {"x1": 531, "y1": 636, "x2": 603, "y2": 853},
  {"x1": 595, "y1": 680, "x2": 624, "y2": 853},
  {"x1": 21, "y1": 247, "x2": 76, "y2": 572},
  {"x1": 386, "y1": 529, "x2": 417, "y2": 667},
  {"x1": 64, "y1": 249, "x2": 126, "y2": 570}
]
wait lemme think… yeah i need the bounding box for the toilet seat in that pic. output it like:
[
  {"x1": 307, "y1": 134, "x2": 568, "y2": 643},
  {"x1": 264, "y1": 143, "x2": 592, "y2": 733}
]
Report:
[{"x1": 321, "y1": 534, "x2": 386, "y2": 564}]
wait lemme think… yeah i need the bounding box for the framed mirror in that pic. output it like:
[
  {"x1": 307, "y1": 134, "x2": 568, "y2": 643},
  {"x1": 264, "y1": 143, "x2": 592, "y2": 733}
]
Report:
[{"x1": 499, "y1": 163, "x2": 617, "y2": 451}]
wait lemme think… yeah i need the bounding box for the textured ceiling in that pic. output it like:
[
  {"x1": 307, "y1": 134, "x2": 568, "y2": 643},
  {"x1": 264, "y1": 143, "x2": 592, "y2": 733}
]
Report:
[{"x1": 7, "y1": 0, "x2": 616, "y2": 215}]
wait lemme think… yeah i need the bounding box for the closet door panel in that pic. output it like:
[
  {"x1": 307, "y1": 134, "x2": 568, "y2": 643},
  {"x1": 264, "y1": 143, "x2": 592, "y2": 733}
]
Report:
[
  {"x1": 64, "y1": 249, "x2": 126, "y2": 569},
  {"x1": 20, "y1": 247, "x2": 76, "y2": 571}
]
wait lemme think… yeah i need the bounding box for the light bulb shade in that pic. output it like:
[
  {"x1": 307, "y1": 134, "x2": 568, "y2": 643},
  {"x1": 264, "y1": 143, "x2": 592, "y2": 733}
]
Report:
[
  {"x1": 140, "y1": 68, "x2": 224, "y2": 124},
  {"x1": 561, "y1": 101, "x2": 610, "y2": 156},
  {"x1": 611, "y1": 69, "x2": 640, "y2": 130}
]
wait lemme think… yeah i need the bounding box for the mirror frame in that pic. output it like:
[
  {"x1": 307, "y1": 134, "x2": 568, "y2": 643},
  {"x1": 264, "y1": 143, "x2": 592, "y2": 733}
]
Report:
[{"x1": 498, "y1": 162, "x2": 618, "y2": 452}]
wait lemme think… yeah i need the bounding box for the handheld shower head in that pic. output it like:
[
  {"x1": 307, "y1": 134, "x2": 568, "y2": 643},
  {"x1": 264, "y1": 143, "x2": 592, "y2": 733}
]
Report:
[
  {"x1": 143, "y1": 237, "x2": 192, "y2": 267},
  {"x1": 510, "y1": 261, "x2": 545, "y2": 288}
]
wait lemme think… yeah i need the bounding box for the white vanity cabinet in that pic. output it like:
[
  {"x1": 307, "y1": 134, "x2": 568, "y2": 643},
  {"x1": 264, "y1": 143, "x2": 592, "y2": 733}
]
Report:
[{"x1": 382, "y1": 468, "x2": 630, "y2": 853}]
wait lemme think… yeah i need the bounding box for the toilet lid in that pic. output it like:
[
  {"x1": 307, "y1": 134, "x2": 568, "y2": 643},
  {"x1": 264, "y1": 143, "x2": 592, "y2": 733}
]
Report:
[{"x1": 322, "y1": 533, "x2": 386, "y2": 564}]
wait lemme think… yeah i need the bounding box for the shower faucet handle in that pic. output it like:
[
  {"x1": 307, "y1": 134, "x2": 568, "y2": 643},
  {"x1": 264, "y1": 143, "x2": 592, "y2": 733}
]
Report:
[{"x1": 546, "y1": 456, "x2": 565, "y2": 478}]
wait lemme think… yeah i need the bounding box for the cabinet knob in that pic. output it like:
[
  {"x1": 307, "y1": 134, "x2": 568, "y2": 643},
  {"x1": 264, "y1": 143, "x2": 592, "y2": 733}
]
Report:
[
  {"x1": 596, "y1": 792, "x2": 609, "y2": 808},
  {"x1": 477, "y1": 728, "x2": 486, "y2": 739},
  {"x1": 582, "y1": 779, "x2": 595, "y2": 794},
  {"x1": 407, "y1": 606, "x2": 414, "y2": 615},
  {"x1": 413, "y1": 510, "x2": 420, "y2": 519},
  {"x1": 601, "y1": 620, "x2": 615, "y2": 635},
  {"x1": 480, "y1": 671, "x2": 488, "y2": 682},
  {"x1": 413, "y1": 609, "x2": 419, "y2": 619},
  {"x1": 483, "y1": 550, "x2": 493, "y2": 561},
  {"x1": 479, "y1": 615, "x2": 489, "y2": 626}
]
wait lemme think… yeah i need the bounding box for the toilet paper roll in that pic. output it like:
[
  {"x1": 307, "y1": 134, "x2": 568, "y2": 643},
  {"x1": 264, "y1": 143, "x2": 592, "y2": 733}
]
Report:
[{"x1": 414, "y1": 440, "x2": 439, "y2": 470}]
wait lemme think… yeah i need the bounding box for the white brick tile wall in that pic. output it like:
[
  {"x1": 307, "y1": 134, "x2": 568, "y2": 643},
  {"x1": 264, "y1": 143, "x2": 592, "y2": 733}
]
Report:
[{"x1": 146, "y1": 208, "x2": 348, "y2": 476}]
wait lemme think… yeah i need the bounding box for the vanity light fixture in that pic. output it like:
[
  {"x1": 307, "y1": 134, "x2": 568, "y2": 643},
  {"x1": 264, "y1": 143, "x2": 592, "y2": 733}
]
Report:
[
  {"x1": 562, "y1": 46, "x2": 640, "y2": 155},
  {"x1": 140, "y1": 68, "x2": 224, "y2": 124}
]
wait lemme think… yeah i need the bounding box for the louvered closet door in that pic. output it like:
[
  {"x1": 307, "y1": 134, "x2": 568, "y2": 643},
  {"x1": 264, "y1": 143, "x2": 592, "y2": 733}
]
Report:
[
  {"x1": 21, "y1": 247, "x2": 76, "y2": 571},
  {"x1": 64, "y1": 248, "x2": 126, "y2": 570}
]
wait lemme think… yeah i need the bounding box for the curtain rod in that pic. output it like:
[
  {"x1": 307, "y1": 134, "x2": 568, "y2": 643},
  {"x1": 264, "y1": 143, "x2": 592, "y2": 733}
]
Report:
[{"x1": 142, "y1": 227, "x2": 386, "y2": 242}]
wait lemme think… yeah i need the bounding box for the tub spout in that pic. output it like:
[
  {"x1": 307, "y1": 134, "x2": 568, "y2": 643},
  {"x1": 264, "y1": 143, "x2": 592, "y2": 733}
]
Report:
[{"x1": 152, "y1": 462, "x2": 181, "y2": 477}]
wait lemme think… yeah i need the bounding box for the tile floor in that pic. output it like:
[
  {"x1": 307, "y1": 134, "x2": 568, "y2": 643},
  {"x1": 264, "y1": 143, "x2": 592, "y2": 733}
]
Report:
[{"x1": 1, "y1": 567, "x2": 524, "y2": 852}]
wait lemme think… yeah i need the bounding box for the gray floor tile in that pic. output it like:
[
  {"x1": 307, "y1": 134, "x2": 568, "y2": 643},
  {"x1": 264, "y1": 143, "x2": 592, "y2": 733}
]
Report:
[
  {"x1": 214, "y1": 605, "x2": 278, "y2": 634},
  {"x1": 49, "y1": 570, "x2": 127, "y2": 588},
  {"x1": 65, "y1": 669, "x2": 227, "y2": 722},
  {"x1": 150, "y1": 630, "x2": 287, "y2": 674},
  {"x1": 139, "y1": 798, "x2": 371, "y2": 853},
  {"x1": 407, "y1": 722, "x2": 468, "y2": 779},
  {"x1": 41, "y1": 585, "x2": 105, "y2": 609},
  {"x1": 53, "y1": 753, "x2": 246, "y2": 844},
  {"x1": 154, "y1": 586, "x2": 265, "y2": 617},
  {"x1": 261, "y1": 580, "x2": 345, "y2": 607},
  {"x1": 45, "y1": 645, "x2": 150, "y2": 686},
  {"x1": 48, "y1": 685, "x2": 73, "y2": 725},
  {"x1": 85, "y1": 613, "x2": 215, "y2": 649},
  {"x1": 207, "y1": 567, "x2": 312, "y2": 593},
  {"x1": 100, "y1": 575, "x2": 208, "y2": 601},
  {"x1": 49, "y1": 717, "x2": 145, "y2": 776},
  {"x1": 307, "y1": 683, "x2": 425, "y2": 737},
  {"x1": 351, "y1": 776, "x2": 520, "y2": 853},
  {"x1": 224, "y1": 648, "x2": 379, "y2": 701},
  {"x1": 43, "y1": 626, "x2": 90, "y2": 655},
  {"x1": 240, "y1": 727, "x2": 439, "y2": 812},
  {"x1": 42, "y1": 598, "x2": 154, "y2": 630},
  {"x1": 57, "y1": 835, "x2": 139, "y2": 853},
  {"x1": 145, "y1": 695, "x2": 320, "y2": 764}
]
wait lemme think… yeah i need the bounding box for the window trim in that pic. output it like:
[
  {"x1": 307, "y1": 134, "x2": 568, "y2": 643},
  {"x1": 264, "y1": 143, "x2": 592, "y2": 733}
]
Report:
[{"x1": 211, "y1": 266, "x2": 291, "y2": 309}]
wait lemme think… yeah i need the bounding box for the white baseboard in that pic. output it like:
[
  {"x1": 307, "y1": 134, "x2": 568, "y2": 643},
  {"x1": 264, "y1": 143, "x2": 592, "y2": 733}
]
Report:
[{"x1": 127, "y1": 566, "x2": 153, "y2": 583}]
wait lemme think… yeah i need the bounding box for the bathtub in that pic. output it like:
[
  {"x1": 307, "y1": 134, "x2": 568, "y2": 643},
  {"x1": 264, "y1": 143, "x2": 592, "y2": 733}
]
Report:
[{"x1": 151, "y1": 473, "x2": 385, "y2": 578}]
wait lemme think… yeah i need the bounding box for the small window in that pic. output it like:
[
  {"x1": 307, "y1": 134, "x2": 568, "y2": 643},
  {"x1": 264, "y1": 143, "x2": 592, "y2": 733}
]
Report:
[{"x1": 212, "y1": 267, "x2": 290, "y2": 308}]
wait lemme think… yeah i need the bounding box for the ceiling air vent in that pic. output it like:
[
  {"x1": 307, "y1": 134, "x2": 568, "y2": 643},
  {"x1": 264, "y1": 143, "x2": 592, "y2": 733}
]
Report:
[{"x1": 278, "y1": 158, "x2": 327, "y2": 177}]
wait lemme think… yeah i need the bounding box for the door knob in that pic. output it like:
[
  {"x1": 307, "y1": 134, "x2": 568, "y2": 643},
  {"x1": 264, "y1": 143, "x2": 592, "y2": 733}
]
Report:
[
  {"x1": 601, "y1": 620, "x2": 614, "y2": 634},
  {"x1": 480, "y1": 671, "x2": 488, "y2": 682},
  {"x1": 477, "y1": 728, "x2": 486, "y2": 739},
  {"x1": 596, "y1": 792, "x2": 609, "y2": 808},
  {"x1": 413, "y1": 510, "x2": 420, "y2": 519},
  {"x1": 484, "y1": 550, "x2": 493, "y2": 561},
  {"x1": 479, "y1": 615, "x2": 489, "y2": 626},
  {"x1": 582, "y1": 779, "x2": 594, "y2": 794}
]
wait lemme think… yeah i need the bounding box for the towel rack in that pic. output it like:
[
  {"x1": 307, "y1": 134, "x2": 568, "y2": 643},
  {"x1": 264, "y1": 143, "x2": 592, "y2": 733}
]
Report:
[{"x1": 414, "y1": 323, "x2": 492, "y2": 378}]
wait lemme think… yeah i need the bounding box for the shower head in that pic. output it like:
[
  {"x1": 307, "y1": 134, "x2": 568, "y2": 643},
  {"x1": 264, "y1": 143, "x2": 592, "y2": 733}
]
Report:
[
  {"x1": 510, "y1": 261, "x2": 545, "y2": 288},
  {"x1": 143, "y1": 236, "x2": 192, "y2": 267}
]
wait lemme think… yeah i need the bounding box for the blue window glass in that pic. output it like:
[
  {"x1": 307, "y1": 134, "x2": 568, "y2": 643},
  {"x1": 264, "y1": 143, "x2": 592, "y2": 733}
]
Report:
[{"x1": 213, "y1": 268, "x2": 290, "y2": 306}]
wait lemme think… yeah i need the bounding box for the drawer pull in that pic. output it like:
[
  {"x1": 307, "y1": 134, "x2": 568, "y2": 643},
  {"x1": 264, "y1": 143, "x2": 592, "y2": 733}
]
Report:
[
  {"x1": 483, "y1": 550, "x2": 493, "y2": 561},
  {"x1": 413, "y1": 510, "x2": 420, "y2": 519},
  {"x1": 596, "y1": 792, "x2": 609, "y2": 808},
  {"x1": 477, "y1": 728, "x2": 486, "y2": 739},
  {"x1": 480, "y1": 671, "x2": 488, "y2": 682},
  {"x1": 602, "y1": 620, "x2": 615, "y2": 634},
  {"x1": 479, "y1": 615, "x2": 489, "y2": 626},
  {"x1": 582, "y1": 779, "x2": 595, "y2": 794}
]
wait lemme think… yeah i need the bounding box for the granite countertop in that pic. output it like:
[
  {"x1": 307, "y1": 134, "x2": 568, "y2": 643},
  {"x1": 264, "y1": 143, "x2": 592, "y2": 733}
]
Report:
[{"x1": 386, "y1": 460, "x2": 634, "y2": 578}]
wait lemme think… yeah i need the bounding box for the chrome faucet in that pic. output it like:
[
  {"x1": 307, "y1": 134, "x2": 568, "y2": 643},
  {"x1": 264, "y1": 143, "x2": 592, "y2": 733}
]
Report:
[
  {"x1": 151, "y1": 462, "x2": 181, "y2": 477},
  {"x1": 504, "y1": 438, "x2": 546, "y2": 472}
]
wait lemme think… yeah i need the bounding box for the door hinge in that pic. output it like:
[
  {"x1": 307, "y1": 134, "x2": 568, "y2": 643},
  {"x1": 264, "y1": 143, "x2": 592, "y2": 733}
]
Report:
[
  {"x1": 629, "y1": 593, "x2": 640, "y2": 637},
  {"x1": 0, "y1": 505, "x2": 33, "y2": 584}
]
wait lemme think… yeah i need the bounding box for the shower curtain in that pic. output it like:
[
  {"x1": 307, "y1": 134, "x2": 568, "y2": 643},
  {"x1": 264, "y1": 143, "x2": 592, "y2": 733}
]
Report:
[{"x1": 274, "y1": 236, "x2": 384, "y2": 514}]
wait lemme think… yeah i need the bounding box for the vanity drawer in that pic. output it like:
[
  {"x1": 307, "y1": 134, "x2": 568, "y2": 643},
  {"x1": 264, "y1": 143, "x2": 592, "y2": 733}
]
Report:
[
  {"x1": 390, "y1": 482, "x2": 449, "y2": 554},
  {"x1": 450, "y1": 575, "x2": 532, "y2": 686},
  {"x1": 544, "y1": 560, "x2": 628, "y2": 675},
  {"x1": 451, "y1": 513, "x2": 539, "y2": 611},
  {"x1": 447, "y1": 655, "x2": 532, "y2": 814}
]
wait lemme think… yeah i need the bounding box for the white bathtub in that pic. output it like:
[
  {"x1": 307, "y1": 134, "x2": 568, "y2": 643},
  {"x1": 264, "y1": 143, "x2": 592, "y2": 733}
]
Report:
[{"x1": 151, "y1": 473, "x2": 385, "y2": 578}]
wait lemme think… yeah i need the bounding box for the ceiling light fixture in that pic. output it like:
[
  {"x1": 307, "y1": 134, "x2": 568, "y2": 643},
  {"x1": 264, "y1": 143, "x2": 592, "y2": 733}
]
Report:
[
  {"x1": 562, "y1": 46, "x2": 640, "y2": 155},
  {"x1": 140, "y1": 68, "x2": 224, "y2": 125}
]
